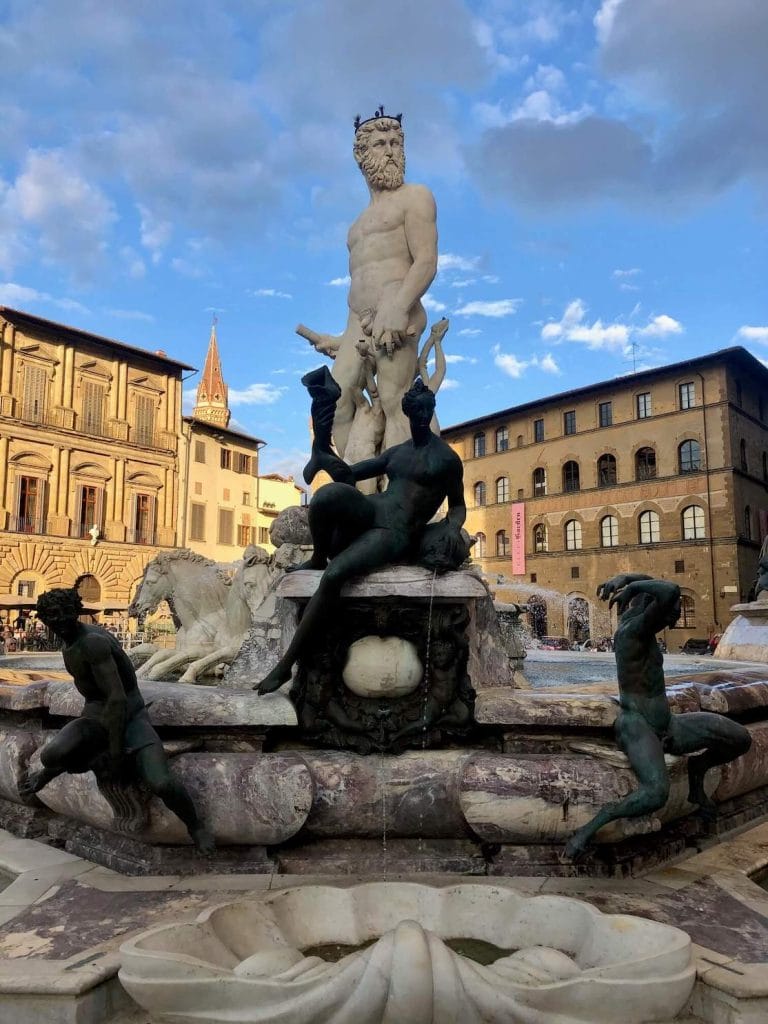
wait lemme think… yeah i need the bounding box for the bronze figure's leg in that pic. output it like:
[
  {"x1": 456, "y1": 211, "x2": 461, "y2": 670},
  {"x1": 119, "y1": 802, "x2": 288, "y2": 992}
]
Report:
[
  {"x1": 134, "y1": 743, "x2": 215, "y2": 855},
  {"x1": 257, "y1": 524, "x2": 405, "y2": 694},
  {"x1": 666, "y1": 711, "x2": 752, "y2": 819},
  {"x1": 564, "y1": 711, "x2": 670, "y2": 861},
  {"x1": 20, "y1": 719, "x2": 107, "y2": 798}
]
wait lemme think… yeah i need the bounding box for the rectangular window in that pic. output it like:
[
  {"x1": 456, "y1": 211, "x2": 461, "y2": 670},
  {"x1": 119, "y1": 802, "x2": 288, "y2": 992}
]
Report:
[
  {"x1": 259, "y1": 526, "x2": 270, "y2": 544},
  {"x1": 242, "y1": 492, "x2": 250, "y2": 505},
  {"x1": 15, "y1": 475, "x2": 42, "y2": 533},
  {"x1": 21, "y1": 365, "x2": 47, "y2": 423},
  {"x1": 679, "y1": 382, "x2": 695, "y2": 409},
  {"x1": 636, "y1": 392, "x2": 652, "y2": 419},
  {"x1": 194, "y1": 440, "x2": 206, "y2": 463},
  {"x1": 194, "y1": 481, "x2": 203, "y2": 495},
  {"x1": 223, "y1": 488, "x2": 230, "y2": 502},
  {"x1": 237, "y1": 523, "x2": 251, "y2": 547},
  {"x1": 530, "y1": 573, "x2": 537, "y2": 584},
  {"x1": 76, "y1": 484, "x2": 103, "y2": 538},
  {"x1": 236, "y1": 452, "x2": 251, "y2": 474},
  {"x1": 533, "y1": 418, "x2": 544, "y2": 443},
  {"x1": 133, "y1": 493, "x2": 155, "y2": 544},
  {"x1": 598, "y1": 401, "x2": 612, "y2": 427},
  {"x1": 674, "y1": 559, "x2": 685, "y2": 574},
  {"x1": 133, "y1": 394, "x2": 155, "y2": 447},
  {"x1": 190, "y1": 502, "x2": 206, "y2": 542},
  {"x1": 571, "y1": 566, "x2": 580, "y2": 579},
  {"x1": 17, "y1": 579, "x2": 36, "y2": 598},
  {"x1": 218, "y1": 508, "x2": 234, "y2": 545},
  {"x1": 81, "y1": 381, "x2": 105, "y2": 435},
  {"x1": 220, "y1": 448, "x2": 232, "y2": 470},
  {"x1": 564, "y1": 410, "x2": 576, "y2": 435}
]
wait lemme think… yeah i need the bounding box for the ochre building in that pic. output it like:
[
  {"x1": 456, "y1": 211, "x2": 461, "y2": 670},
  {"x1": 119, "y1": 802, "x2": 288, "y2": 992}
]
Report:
[
  {"x1": 179, "y1": 324, "x2": 302, "y2": 562},
  {"x1": 442, "y1": 347, "x2": 768, "y2": 650},
  {"x1": 0, "y1": 307, "x2": 191, "y2": 617}
]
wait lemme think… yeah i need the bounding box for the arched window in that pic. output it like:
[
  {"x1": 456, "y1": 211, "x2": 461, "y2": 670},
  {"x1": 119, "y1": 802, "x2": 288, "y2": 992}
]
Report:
[
  {"x1": 76, "y1": 574, "x2": 101, "y2": 604},
  {"x1": 562, "y1": 460, "x2": 580, "y2": 493},
  {"x1": 639, "y1": 510, "x2": 660, "y2": 544},
  {"x1": 740, "y1": 438, "x2": 748, "y2": 472},
  {"x1": 474, "y1": 532, "x2": 486, "y2": 558},
  {"x1": 680, "y1": 595, "x2": 696, "y2": 629},
  {"x1": 565, "y1": 520, "x2": 582, "y2": 550},
  {"x1": 597, "y1": 453, "x2": 617, "y2": 487},
  {"x1": 744, "y1": 505, "x2": 752, "y2": 540},
  {"x1": 473, "y1": 432, "x2": 486, "y2": 458},
  {"x1": 635, "y1": 447, "x2": 657, "y2": 480},
  {"x1": 527, "y1": 596, "x2": 547, "y2": 639},
  {"x1": 496, "y1": 476, "x2": 510, "y2": 503},
  {"x1": 601, "y1": 515, "x2": 618, "y2": 547},
  {"x1": 682, "y1": 505, "x2": 705, "y2": 540},
  {"x1": 516, "y1": 434, "x2": 524, "y2": 448},
  {"x1": 568, "y1": 597, "x2": 590, "y2": 642},
  {"x1": 495, "y1": 426, "x2": 508, "y2": 452},
  {"x1": 474, "y1": 481, "x2": 486, "y2": 507},
  {"x1": 533, "y1": 523, "x2": 548, "y2": 553},
  {"x1": 496, "y1": 530, "x2": 509, "y2": 557},
  {"x1": 679, "y1": 439, "x2": 701, "y2": 474},
  {"x1": 533, "y1": 467, "x2": 546, "y2": 496}
]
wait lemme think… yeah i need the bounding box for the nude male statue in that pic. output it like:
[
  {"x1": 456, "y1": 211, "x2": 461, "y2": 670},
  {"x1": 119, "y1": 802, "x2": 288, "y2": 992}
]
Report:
[
  {"x1": 256, "y1": 376, "x2": 467, "y2": 694},
  {"x1": 22, "y1": 588, "x2": 214, "y2": 855},
  {"x1": 297, "y1": 108, "x2": 438, "y2": 456},
  {"x1": 564, "y1": 574, "x2": 751, "y2": 861}
]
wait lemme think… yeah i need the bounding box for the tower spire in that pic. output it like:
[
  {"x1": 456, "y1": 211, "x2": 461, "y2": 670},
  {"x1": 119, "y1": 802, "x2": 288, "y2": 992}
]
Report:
[{"x1": 193, "y1": 319, "x2": 231, "y2": 428}]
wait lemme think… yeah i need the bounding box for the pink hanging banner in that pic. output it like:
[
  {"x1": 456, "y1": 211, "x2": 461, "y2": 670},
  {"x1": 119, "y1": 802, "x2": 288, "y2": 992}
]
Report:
[{"x1": 511, "y1": 502, "x2": 526, "y2": 575}]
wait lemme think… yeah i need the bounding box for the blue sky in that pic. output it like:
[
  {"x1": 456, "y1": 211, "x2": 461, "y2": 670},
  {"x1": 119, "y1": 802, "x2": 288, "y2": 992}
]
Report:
[{"x1": 1, "y1": 0, "x2": 766, "y2": 481}]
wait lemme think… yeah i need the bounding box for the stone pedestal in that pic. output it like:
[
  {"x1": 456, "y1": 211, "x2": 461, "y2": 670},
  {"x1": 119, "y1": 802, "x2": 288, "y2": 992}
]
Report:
[
  {"x1": 715, "y1": 594, "x2": 768, "y2": 662},
  {"x1": 275, "y1": 566, "x2": 521, "y2": 752}
]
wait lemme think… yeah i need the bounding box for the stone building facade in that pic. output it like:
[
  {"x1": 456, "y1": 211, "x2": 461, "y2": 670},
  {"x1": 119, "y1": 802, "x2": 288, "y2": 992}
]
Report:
[
  {"x1": 442, "y1": 347, "x2": 768, "y2": 650},
  {"x1": 0, "y1": 307, "x2": 191, "y2": 618},
  {"x1": 179, "y1": 324, "x2": 302, "y2": 562}
]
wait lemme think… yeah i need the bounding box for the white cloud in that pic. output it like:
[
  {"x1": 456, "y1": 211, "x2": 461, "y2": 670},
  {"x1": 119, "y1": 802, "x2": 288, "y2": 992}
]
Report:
[
  {"x1": 170, "y1": 257, "x2": 205, "y2": 279},
  {"x1": 444, "y1": 354, "x2": 478, "y2": 365},
  {"x1": 439, "y1": 377, "x2": 460, "y2": 390},
  {"x1": 455, "y1": 299, "x2": 522, "y2": 318},
  {"x1": 326, "y1": 275, "x2": 350, "y2": 287},
  {"x1": 492, "y1": 346, "x2": 560, "y2": 378},
  {"x1": 0, "y1": 282, "x2": 47, "y2": 306},
  {"x1": 538, "y1": 352, "x2": 561, "y2": 374},
  {"x1": 253, "y1": 288, "x2": 293, "y2": 300},
  {"x1": 138, "y1": 204, "x2": 172, "y2": 260},
  {"x1": 482, "y1": 274, "x2": 500, "y2": 284},
  {"x1": 450, "y1": 278, "x2": 476, "y2": 288},
  {"x1": 542, "y1": 298, "x2": 683, "y2": 351},
  {"x1": 493, "y1": 348, "x2": 528, "y2": 378},
  {"x1": 525, "y1": 64, "x2": 567, "y2": 94},
  {"x1": 120, "y1": 246, "x2": 146, "y2": 279},
  {"x1": 737, "y1": 325, "x2": 768, "y2": 344},
  {"x1": 106, "y1": 308, "x2": 155, "y2": 323},
  {"x1": 458, "y1": 328, "x2": 482, "y2": 336},
  {"x1": 438, "y1": 253, "x2": 481, "y2": 274},
  {"x1": 423, "y1": 292, "x2": 447, "y2": 312},
  {"x1": 613, "y1": 267, "x2": 641, "y2": 278},
  {"x1": 637, "y1": 314, "x2": 683, "y2": 337},
  {"x1": 229, "y1": 382, "x2": 287, "y2": 406}
]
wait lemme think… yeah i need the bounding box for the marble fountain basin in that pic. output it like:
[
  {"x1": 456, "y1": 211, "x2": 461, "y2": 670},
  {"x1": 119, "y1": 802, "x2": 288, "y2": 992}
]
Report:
[{"x1": 119, "y1": 882, "x2": 695, "y2": 1024}]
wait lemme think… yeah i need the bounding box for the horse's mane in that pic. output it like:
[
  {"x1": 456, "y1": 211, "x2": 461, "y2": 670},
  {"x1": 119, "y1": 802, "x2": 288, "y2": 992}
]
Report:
[{"x1": 147, "y1": 549, "x2": 231, "y2": 584}]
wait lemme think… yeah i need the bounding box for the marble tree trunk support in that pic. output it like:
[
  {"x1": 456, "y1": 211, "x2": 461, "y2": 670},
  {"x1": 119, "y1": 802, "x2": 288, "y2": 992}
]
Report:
[{"x1": 714, "y1": 592, "x2": 768, "y2": 662}]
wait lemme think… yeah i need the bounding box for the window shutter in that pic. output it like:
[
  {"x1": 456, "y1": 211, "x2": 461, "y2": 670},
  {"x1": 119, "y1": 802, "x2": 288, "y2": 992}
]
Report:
[
  {"x1": 82, "y1": 382, "x2": 105, "y2": 434},
  {"x1": 147, "y1": 494, "x2": 156, "y2": 544},
  {"x1": 134, "y1": 395, "x2": 155, "y2": 446},
  {"x1": 95, "y1": 486, "x2": 104, "y2": 531},
  {"x1": 22, "y1": 365, "x2": 47, "y2": 422},
  {"x1": 73, "y1": 484, "x2": 83, "y2": 536}
]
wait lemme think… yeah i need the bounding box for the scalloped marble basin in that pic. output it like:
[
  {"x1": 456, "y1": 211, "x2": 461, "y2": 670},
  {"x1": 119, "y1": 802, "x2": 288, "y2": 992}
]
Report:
[{"x1": 119, "y1": 883, "x2": 695, "y2": 1024}]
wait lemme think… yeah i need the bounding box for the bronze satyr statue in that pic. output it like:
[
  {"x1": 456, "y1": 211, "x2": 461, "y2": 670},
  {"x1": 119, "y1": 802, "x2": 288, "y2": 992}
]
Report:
[
  {"x1": 23, "y1": 588, "x2": 214, "y2": 855},
  {"x1": 564, "y1": 574, "x2": 751, "y2": 861},
  {"x1": 257, "y1": 371, "x2": 469, "y2": 694}
]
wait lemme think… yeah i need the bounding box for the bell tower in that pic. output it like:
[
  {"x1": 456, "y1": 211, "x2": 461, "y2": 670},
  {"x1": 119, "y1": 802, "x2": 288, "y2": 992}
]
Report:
[{"x1": 192, "y1": 320, "x2": 230, "y2": 428}]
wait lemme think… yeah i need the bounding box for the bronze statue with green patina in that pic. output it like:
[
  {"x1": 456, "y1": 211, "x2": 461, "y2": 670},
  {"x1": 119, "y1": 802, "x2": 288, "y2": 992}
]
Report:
[
  {"x1": 257, "y1": 370, "x2": 469, "y2": 694},
  {"x1": 22, "y1": 588, "x2": 215, "y2": 855},
  {"x1": 564, "y1": 574, "x2": 751, "y2": 860}
]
